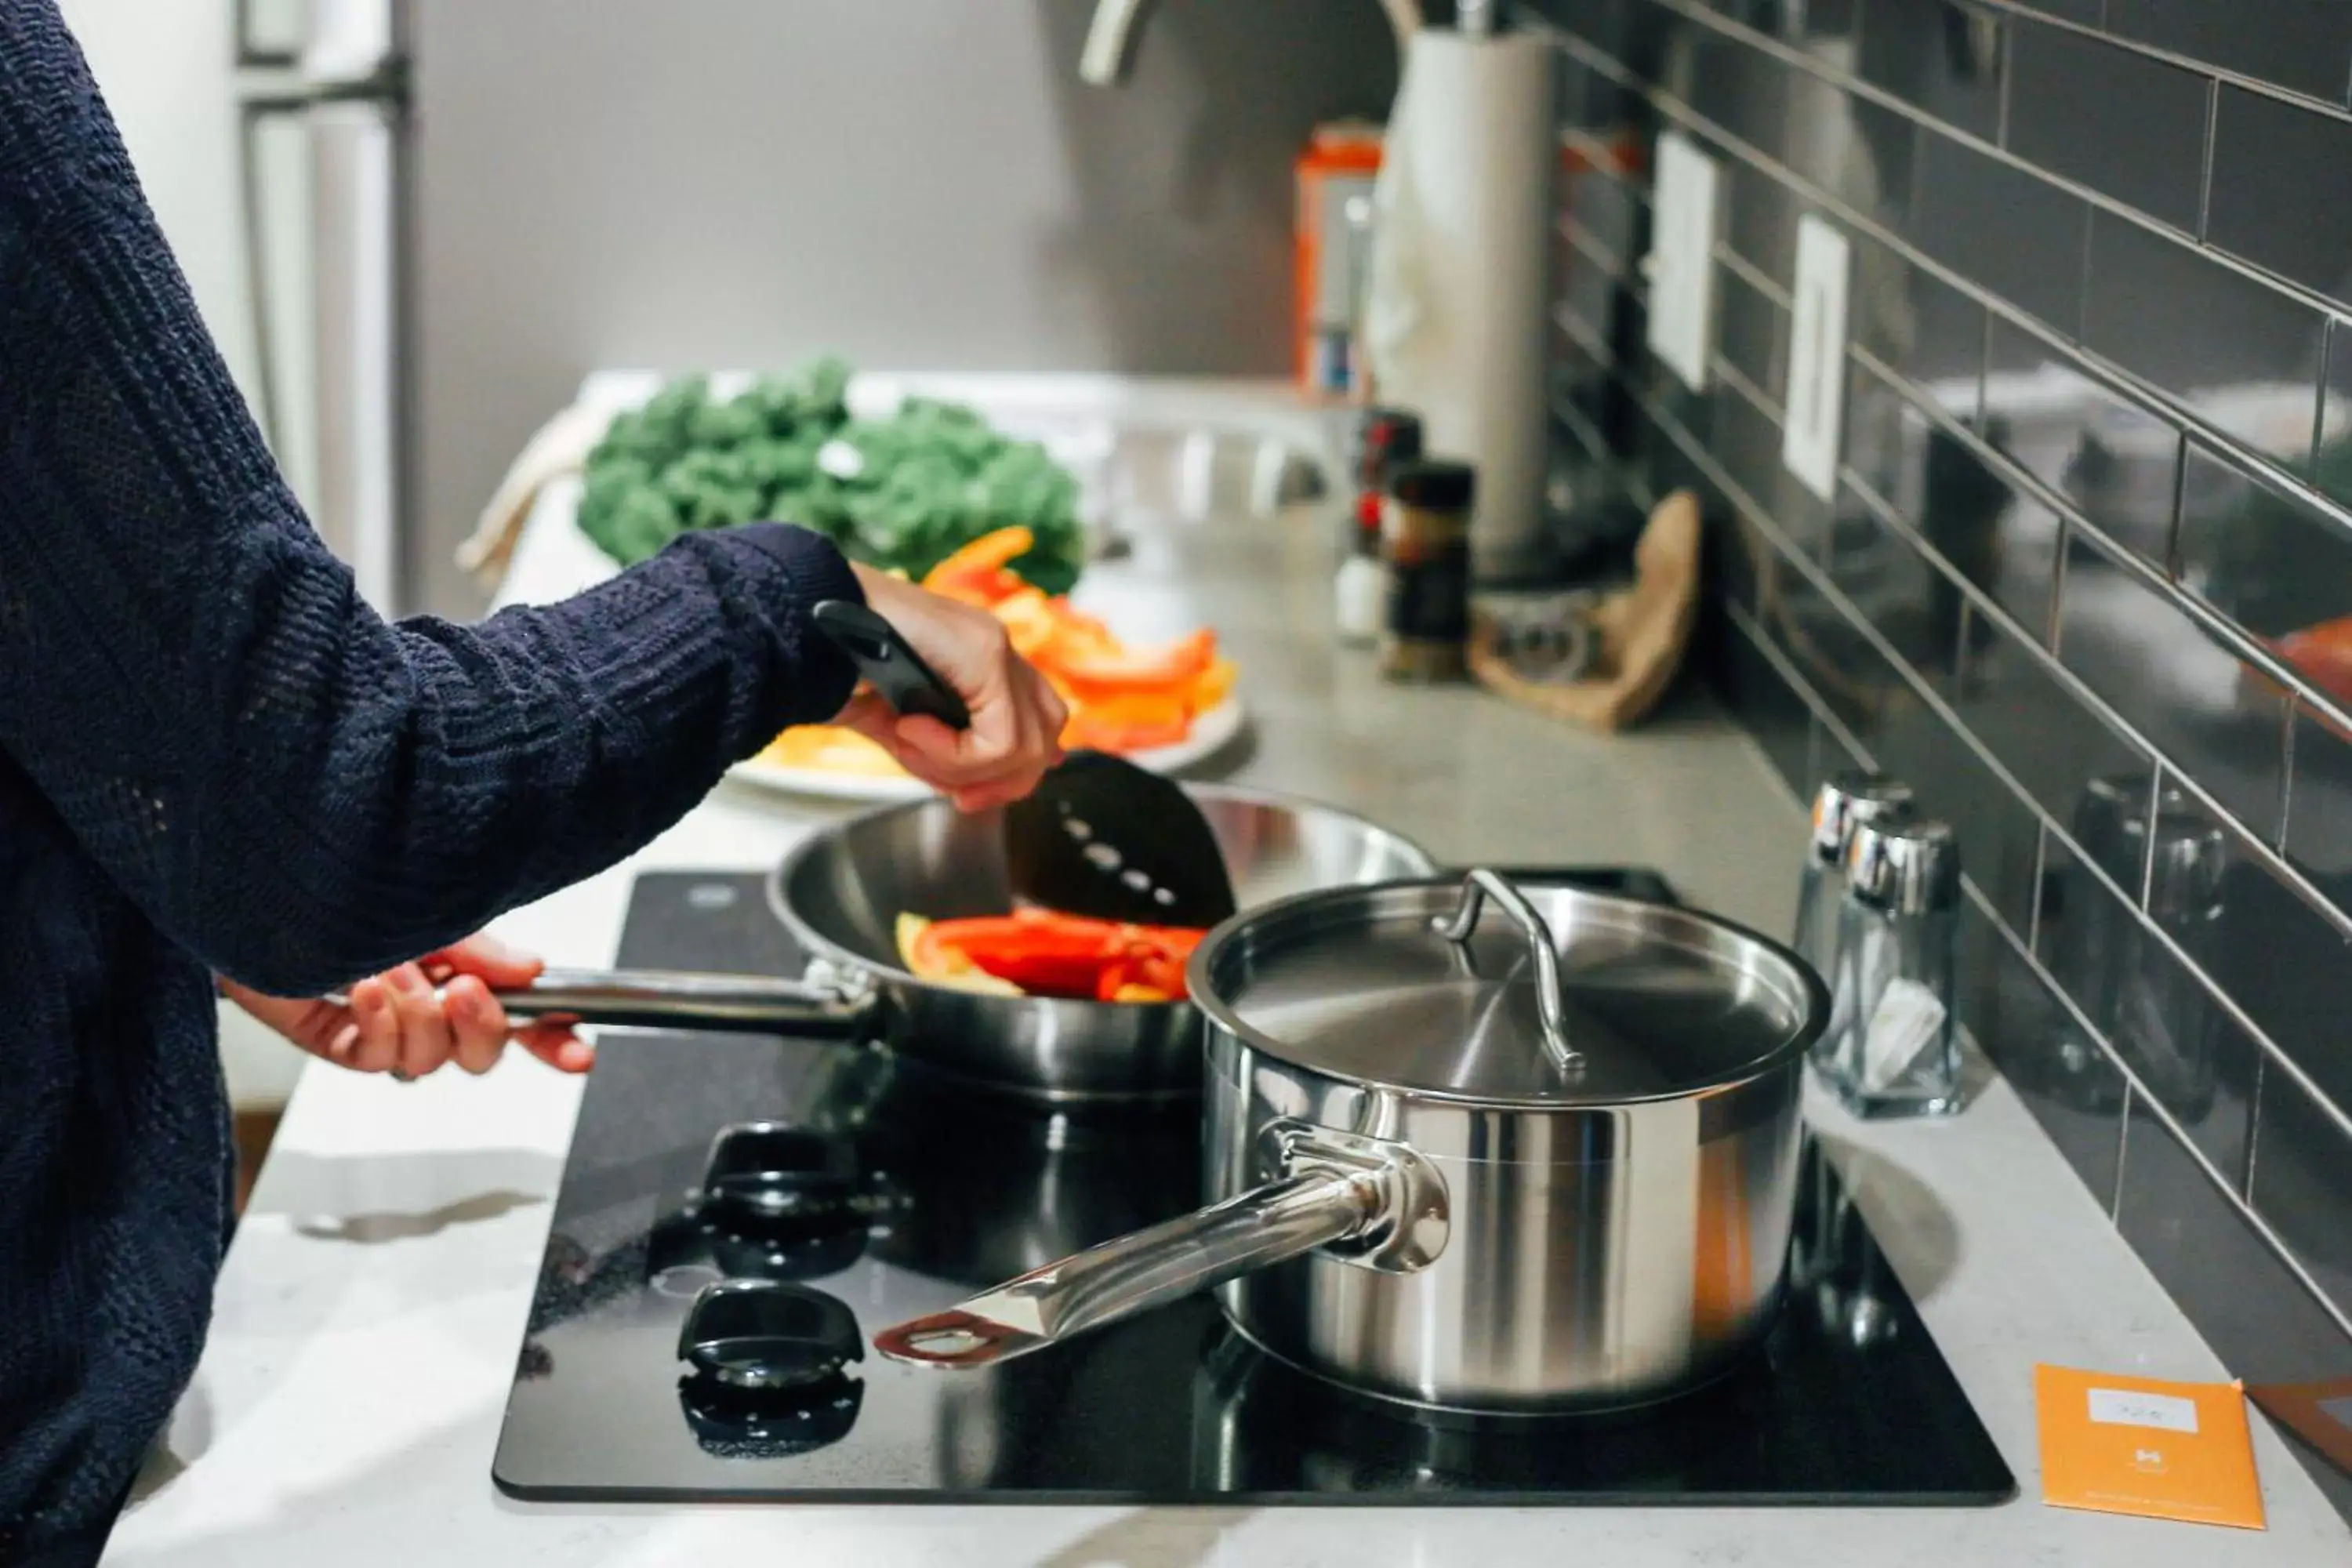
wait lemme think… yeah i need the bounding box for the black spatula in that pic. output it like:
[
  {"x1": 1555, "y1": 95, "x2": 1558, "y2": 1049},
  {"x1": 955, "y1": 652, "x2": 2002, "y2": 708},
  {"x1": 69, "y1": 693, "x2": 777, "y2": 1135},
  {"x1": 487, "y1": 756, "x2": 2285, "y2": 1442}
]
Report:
[
  {"x1": 1003, "y1": 749, "x2": 1238, "y2": 929},
  {"x1": 814, "y1": 601, "x2": 1237, "y2": 928}
]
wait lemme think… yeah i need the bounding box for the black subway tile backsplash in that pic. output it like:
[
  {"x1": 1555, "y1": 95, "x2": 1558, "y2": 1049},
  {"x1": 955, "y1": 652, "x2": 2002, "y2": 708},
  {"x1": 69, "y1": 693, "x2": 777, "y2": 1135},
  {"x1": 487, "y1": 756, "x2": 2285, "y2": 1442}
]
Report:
[
  {"x1": 2250, "y1": 1068, "x2": 2352, "y2": 1325},
  {"x1": 2012, "y1": 0, "x2": 2105, "y2": 24},
  {"x1": 1715, "y1": 609, "x2": 1816, "y2": 802},
  {"x1": 2118, "y1": 1093, "x2": 2352, "y2": 1385},
  {"x1": 1985, "y1": 319, "x2": 2183, "y2": 568},
  {"x1": 2175, "y1": 441, "x2": 2352, "y2": 641},
  {"x1": 1716, "y1": 262, "x2": 1787, "y2": 406},
  {"x1": 2207, "y1": 87, "x2": 2352, "y2": 310},
  {"x1": 1970, "y1": 893, "x2": 2129, "y2": 1207},
  {"x1": 2105, "y1": 0, "x2": 2352, "y2": 107},
  {"x1": 2207, "y1": 844, "x2": 2352, "y2": 1112},
  {"x1": 1908, "y1": 130, "x2": 2089, "y2": 337},
  {"x1": 2005, "y1": 19, "x2": 2210, "y2": 234},
  {"x1": 2056, "y1": 532, "x2": 2289, "y2": 846},
  {"x1": 2083, "y1": 212, "x2": 2328, "y2": 471},
  {"x1": 1553, "y1": 3, "x2": 2352, "y2": 1509},
  {"x1": 2322, "y1": 322, "x2": 2352, "y2": 514},
  {"x1": 1724, "y1": 153, "x2": 1806, "y2": 289},
  {"x1": 1853, "y1": 0, "x2": 2006, "y2": 140},
  {"x1": 2284, "y1": 701, "x2": 2352, "y2": 920},
  {"x1": 2039, "y1": 827, "x2": 2260, "y2": 1188},
  {"x1": 1956, "y1": 610, "x2": 2151, "y2": 828}
]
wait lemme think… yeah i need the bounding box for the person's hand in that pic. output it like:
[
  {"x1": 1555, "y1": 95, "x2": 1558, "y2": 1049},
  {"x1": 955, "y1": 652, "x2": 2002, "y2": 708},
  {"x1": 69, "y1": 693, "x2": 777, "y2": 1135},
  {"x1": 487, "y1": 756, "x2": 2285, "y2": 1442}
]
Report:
[
  {"x1": 220, "y1": 934, "x2": 593, "y2": 1080},
  {"x1": 832, "y1": 564, "x2": 1068, "y2": 811}
]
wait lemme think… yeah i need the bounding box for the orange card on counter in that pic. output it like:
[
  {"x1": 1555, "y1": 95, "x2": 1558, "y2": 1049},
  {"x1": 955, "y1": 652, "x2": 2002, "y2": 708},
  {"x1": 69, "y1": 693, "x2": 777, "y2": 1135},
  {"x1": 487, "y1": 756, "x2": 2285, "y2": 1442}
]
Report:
[{"x1": 2035, "y1": 1364, "x2": 2265, "y2": 1530}]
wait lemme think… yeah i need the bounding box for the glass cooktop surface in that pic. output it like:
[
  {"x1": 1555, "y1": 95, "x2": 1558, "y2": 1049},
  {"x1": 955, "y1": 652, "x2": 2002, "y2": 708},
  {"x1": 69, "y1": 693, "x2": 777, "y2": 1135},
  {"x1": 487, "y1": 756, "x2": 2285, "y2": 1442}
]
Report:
[{"x1": 492, "y1": 869, "x2": 2014, "y2": 1506}]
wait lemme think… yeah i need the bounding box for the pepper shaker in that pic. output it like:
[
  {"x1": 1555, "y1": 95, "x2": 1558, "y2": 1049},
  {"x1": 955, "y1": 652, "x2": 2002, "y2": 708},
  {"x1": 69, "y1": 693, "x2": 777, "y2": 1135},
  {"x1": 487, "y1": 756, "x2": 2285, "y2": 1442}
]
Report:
[
  {"x1": 1795, "y1": 772, "x2": 1914, "y2": 1078},
  {"x1": 1828, "y1": 818, "x2": 1963, "y2": 1119}
]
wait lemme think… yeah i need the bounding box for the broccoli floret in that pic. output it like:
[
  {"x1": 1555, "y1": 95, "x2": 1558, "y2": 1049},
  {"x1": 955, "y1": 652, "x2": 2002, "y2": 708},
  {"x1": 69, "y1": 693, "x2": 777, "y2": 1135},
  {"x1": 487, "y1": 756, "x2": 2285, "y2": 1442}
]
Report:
[
  {"x1": 575, "y1": 361, "x2": 1091, "y2": 593},
  {"x1": 687, "y1": 397, "x2": 764, "y2": 451}
]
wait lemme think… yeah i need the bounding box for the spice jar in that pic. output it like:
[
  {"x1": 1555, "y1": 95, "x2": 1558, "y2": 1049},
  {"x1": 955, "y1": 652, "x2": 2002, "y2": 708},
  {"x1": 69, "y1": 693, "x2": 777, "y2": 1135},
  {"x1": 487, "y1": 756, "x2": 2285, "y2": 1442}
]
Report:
[
  {"x1": 1338, "y1": 410, "x2": 1424, "y2": 648},
  {"x1": 1379, "y1": 458, "x2": 1475, "y2": 683}
]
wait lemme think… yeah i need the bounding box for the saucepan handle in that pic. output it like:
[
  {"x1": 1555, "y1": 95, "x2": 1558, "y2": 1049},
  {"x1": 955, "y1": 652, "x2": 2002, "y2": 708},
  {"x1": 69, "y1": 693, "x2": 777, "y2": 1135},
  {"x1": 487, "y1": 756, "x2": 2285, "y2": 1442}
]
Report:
[
  {"x1": 327, "y1": 967, "x2": 876, "y2": 1040},
  {"x1": 1431, "y1": 868, "x2": 1581, "y2": 1072},
  {"x1": 876, "y1": 1127, "x2": 1450, "y2": 1370},
  {"x1": 872, "y1": 1167, "x2": 1381, "y2": 1371}
]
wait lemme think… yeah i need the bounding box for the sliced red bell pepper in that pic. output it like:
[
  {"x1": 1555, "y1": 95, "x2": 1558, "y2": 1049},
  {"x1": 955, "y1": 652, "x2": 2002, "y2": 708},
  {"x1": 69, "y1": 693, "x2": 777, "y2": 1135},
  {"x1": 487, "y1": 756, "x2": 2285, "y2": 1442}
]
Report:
[{"x1": 909, "y1": 908, "x2": 1206, "y2": 1002}]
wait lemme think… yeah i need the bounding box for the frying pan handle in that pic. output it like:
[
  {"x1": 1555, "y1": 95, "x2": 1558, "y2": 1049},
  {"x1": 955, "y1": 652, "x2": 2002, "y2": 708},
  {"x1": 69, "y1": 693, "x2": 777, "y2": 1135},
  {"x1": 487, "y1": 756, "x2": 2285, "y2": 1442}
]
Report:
[
  {"x1": 812, "y1": 600, "x2": 972, "y2": 731},
  {"x1": 873, "y1": 1128, "x2": 1449, "y2": 1371},
  {"x1": 321, "y1": 966, "x2": 877, "y2": 1040},
  {"x1": 1432, "y1": 869, "x2": 1581, "y2": 1072}
]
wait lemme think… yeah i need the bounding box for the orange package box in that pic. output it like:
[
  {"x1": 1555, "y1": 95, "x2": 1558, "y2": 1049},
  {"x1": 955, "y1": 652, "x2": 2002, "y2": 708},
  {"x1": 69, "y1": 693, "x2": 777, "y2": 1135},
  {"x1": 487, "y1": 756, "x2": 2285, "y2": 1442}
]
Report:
[{"x1": 2035, "y1": 1363, "x2": 2265, "y2": 1530}]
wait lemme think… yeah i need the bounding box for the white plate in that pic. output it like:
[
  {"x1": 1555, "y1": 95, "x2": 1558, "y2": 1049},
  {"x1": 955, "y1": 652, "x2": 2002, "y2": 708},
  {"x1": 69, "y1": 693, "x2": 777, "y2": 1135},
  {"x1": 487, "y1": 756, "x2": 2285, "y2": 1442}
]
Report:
[{"x1": 725, "y1": 695, "x2": 1249, "y2": 803}]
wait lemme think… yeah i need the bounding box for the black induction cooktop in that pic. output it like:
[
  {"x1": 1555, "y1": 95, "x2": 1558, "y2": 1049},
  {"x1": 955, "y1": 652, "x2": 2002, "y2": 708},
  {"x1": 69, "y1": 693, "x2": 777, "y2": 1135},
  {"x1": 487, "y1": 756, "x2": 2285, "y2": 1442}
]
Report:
[{"x1": 492, "y1": 868, "x2": 2016, "y2": 1506}]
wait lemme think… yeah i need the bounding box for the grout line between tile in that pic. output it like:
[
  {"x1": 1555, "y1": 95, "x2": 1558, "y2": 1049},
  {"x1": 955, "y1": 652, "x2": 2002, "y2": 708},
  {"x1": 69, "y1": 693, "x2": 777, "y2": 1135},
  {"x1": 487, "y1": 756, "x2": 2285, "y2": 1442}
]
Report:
[
  {"x1": 1889, "y1": 0, "x2": 2352, "y2": 129},
  {"x1": 1855, "y1": 341, "x2": 2352, "y2": 753},
  {"x1": 1624, "y1": 366, "x2": 2352, "y2": 1149},
  {"x1": 1717, "y1": 245, "x2": 1794, "y2": 310},
  {"x1": 1713, "y1": 354, "x2": 1784, "y2": 423},
  {"x1": 2025, "y1": 815, "x2": 2048, "y2": 958},
  {"x1": 2194, "y1": 74, "x2": 2220, "y2": 244},
  {"x1": 1566, "y1": 9, "x2": 2352, "y2": 529},
  {"x1": 2276, "y1": 700, "x2": 2298, "y2": 858},
  {"x1": 1723, "y1": 597, "x2": 1875, "y2": 771},
  {"x1": 2161, "y1": 428, "x2": 2189, "y2": 579},
  {"x1": 2107, "y1": 1080, "x2": 2131, "y2": 1221},
  {"x1": 2310, "y1": 317, "x2": 2337, "y2": 475},
  {"x1": 2044, "y1": 513, "x2": 2070, "y2": 655},
  {"x1": 1993, "y1": 898, "x2": 2352, "y2": 1342},
  {"x1": 2242, "y1": 1051, "x2": 2267, "y2": 1203},
  {"x1": 1638, "y1": 0, "x2": 2352, "y2": 324}
]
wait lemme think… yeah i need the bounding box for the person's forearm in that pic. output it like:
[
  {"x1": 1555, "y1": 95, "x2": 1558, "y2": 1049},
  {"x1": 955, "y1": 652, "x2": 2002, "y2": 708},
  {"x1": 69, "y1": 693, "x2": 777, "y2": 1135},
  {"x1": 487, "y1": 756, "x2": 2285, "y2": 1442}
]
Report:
[{"x1": 0, "y1": 0, "x2": 862, "y2": 995}]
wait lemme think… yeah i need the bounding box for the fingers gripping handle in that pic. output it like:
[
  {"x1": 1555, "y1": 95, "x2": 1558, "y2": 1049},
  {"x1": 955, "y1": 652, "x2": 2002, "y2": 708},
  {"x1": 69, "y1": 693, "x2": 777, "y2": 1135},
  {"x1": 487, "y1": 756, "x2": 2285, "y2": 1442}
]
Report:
[{"x1": 813, "y1": 600, "x2": 972, "y2": 731}]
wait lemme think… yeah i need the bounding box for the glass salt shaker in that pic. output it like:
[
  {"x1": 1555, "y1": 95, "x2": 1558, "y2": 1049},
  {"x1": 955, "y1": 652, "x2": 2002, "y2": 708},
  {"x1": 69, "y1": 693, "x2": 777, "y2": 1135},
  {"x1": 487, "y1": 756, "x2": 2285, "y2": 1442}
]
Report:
[
  {"x1": 1829, "y1": 817, "x2": 1962, "y2": 1119},
  {"x1": 1795, "y1": 772, "x2": 1913, "y2": 1079}
]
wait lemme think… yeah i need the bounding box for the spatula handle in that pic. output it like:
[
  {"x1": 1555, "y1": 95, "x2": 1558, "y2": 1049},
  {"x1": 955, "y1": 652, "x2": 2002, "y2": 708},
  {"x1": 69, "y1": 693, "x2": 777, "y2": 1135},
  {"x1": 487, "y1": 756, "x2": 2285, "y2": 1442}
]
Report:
[{"x1": 812, "y1": 600, "x2": 971, "y2": 730}]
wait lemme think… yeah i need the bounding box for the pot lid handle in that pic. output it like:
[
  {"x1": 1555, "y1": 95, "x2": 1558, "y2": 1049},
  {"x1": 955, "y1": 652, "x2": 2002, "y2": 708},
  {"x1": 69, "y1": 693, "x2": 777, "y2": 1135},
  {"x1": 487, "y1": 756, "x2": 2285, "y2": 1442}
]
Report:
[{"x1": 1430, "y1": 869, "x2": 1581, "y2": 1073}]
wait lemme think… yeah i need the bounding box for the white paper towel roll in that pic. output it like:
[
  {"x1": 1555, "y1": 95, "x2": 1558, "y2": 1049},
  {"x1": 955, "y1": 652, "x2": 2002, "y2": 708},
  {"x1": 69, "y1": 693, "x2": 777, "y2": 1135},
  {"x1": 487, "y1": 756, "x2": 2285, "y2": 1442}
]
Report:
[{"x1": 1363, "y1": 29, "x2": 1557, "y2": 581}]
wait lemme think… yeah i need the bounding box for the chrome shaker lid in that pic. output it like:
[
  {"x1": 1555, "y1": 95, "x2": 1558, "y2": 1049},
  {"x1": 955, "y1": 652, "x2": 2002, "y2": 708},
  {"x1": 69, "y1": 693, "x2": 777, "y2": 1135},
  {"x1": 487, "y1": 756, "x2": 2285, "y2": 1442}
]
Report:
[
  {"x1": 1809, "y1": 771, "x2": 1915, "y2": 867},
  {"x1": 1847, "y1": 818, "x2": 1962, "y2": 915},
  {"x1": 1189, "y1": 869, "x2": 1827, "y2": 1105}
]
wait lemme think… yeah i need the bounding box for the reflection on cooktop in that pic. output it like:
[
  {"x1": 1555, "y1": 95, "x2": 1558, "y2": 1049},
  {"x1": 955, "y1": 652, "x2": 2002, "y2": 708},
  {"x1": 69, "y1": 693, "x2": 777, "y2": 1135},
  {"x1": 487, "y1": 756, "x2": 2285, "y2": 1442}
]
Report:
[{"x1": 492, "y1": 869, "x2": 2014, "y2": 1506}]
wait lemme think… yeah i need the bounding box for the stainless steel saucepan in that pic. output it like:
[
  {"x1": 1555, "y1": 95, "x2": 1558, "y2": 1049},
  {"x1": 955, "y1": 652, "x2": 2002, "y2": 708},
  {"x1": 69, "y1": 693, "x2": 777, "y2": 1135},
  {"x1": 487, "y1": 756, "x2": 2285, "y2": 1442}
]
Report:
[
  {"x1": 483, "y1": 786, "x2": 1436, "y2": 1105},
  {"x1": 872, "y1": 869, "x2": 1828, "y2": 1414}
]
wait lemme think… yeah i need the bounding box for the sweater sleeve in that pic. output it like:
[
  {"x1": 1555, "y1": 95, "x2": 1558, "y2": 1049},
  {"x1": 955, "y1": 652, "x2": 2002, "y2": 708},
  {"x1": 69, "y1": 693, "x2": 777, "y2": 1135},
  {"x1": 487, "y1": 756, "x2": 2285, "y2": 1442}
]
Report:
[{"x1": 0, "y1": 1, "x2": 866, "y2": 996}]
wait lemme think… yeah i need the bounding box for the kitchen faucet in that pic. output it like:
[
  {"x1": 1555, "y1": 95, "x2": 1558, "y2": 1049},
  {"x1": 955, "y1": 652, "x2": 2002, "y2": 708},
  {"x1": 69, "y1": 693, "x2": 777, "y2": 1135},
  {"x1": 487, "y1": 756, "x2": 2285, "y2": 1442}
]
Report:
[{"x1": 1077, "y1": 0, "x2": 1428, "y2": 86}]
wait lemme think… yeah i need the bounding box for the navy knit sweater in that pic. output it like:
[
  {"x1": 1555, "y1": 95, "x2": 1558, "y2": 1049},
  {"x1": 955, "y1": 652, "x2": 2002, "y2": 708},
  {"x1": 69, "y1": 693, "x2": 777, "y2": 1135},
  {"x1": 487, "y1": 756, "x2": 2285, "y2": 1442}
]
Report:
[{"x1": 0, "y1": 4, "x2": 866, "y2": 1556}]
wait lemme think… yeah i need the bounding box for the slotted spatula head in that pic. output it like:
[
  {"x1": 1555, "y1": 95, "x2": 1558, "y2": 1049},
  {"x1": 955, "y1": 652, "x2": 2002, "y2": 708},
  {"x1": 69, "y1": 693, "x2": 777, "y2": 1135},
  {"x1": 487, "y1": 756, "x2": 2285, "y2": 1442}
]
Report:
[{"x1": 1004, "y1": 750, "x2": 1239, "y2": 929}]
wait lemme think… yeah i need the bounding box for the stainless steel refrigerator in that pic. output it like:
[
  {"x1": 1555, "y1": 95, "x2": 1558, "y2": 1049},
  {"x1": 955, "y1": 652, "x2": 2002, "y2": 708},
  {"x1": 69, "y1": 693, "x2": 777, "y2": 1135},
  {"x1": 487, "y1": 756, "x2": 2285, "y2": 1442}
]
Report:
[{"x1": 233, "y1": 0, "x2": 411, "y2": 613}]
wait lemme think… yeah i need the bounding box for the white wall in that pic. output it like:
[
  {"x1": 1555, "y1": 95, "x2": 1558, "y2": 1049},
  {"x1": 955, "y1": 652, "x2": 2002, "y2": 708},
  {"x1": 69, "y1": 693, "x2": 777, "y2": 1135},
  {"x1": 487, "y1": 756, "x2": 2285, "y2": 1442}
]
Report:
[
  {"x1": 59, "y1": 0, "x2": 307, "y2": 1110},
  {"x1": 58, "y1": 0, "x2": 260, "y2": 400}
]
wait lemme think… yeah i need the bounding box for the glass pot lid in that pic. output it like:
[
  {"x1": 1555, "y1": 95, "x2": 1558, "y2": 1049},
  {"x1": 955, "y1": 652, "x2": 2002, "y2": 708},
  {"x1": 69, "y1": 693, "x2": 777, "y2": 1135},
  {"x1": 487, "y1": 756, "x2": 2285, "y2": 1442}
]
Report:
[{"x1": 1192, "y1": 870, "x2": 1828, "y2": 1105}]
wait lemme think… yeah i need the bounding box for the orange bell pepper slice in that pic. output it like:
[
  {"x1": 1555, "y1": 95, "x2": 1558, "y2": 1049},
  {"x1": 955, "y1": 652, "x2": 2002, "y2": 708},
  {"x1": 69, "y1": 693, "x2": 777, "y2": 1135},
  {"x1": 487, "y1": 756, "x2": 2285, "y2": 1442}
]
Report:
[
  {"x1": 923, "y1": 526, "x2": 1036, "y2": 605},
  {"x1": 1065, "y1": 692, "x2": 1194, "y2": 753},
  {"x1": 1052, "y1": 629, "x2": 1220, "y2": 697}
]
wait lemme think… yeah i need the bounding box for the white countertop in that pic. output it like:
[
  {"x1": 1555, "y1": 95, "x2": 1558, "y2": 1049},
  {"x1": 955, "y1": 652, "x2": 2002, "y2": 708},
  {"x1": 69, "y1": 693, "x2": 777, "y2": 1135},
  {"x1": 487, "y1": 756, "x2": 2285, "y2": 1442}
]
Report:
[{"x1": 107, "y1": 377, "x2": 2352, "y2": 1566}]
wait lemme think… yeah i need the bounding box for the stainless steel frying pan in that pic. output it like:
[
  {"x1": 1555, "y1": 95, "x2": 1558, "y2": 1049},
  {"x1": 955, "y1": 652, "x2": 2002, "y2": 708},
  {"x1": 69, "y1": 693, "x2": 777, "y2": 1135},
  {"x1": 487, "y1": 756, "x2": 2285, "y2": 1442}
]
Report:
[{"x1": 483, "y1": 785, "x2": 1436, "y2": 1105}]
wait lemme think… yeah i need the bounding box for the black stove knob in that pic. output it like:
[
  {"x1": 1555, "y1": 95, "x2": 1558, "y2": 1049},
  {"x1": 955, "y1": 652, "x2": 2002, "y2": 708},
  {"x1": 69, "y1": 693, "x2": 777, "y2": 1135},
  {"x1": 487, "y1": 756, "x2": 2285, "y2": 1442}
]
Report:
[
  {"x1": 679, "y1": 1370, "x2": 866, "y2": 1457},
  {"x1": 678, "y1": 1279, "x2": 865, "y2": 1392},
  {"x1": 700, "y1": 1121, "x2": 877, "y2": 1237}
]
